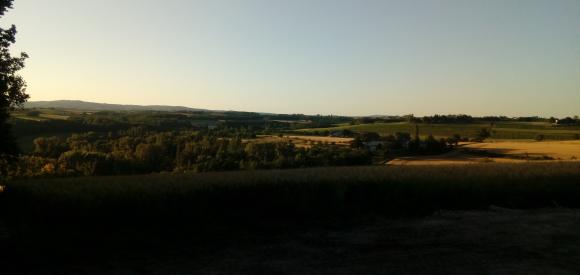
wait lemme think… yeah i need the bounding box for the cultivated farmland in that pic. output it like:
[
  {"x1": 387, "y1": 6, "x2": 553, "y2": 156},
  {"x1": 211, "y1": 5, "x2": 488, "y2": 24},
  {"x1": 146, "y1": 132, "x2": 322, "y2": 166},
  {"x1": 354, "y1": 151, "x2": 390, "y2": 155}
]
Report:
[
  {"x1": 297, "y1": 121, "x2": 580, "y2": 140},
  {"x1": 388, "y1": 140, "x2": 580, "y2": 165},
  {"x1": 249, "y1": 135, "x2": 353, "y2": 147}
]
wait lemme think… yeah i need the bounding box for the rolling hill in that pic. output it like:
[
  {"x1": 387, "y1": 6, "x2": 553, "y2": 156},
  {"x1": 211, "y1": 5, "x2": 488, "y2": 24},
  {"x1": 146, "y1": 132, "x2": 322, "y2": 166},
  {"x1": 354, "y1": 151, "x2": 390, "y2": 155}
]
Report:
[{"x1": 24, "y1": 100, "x2": 206, "y2": 112}]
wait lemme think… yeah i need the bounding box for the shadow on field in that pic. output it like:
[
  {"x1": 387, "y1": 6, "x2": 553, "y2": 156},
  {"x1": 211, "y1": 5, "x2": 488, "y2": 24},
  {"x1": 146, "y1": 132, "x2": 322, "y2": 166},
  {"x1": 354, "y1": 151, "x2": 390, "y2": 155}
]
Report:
[
  {"x1": 1, "y1": 208, "x2": 580, "y2": 274},
  {"x1": 2, "y1": 163, "x2": 580, "y2": 274},
  {"x1": 462, "y1": 147, "x2": 555, "y2": 160}
]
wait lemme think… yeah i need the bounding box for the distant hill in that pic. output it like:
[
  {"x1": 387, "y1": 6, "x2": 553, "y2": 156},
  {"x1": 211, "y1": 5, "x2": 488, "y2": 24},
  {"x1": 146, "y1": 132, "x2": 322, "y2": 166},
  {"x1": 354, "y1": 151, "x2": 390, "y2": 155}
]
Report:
[{"x1": 24, "y1": 100, "x2": 206, "y2": 112}]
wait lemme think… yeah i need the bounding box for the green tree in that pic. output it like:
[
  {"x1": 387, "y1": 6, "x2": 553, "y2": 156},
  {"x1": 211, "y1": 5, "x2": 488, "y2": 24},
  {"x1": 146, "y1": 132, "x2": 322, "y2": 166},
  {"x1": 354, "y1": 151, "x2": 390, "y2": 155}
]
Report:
[
  {"x1": 350, "y1": 136, "x2": 364, "y2": 148},
  {"x1": 476, "y1": 128, "x2": 491, "y2": 142},
  {"x1": 0, "y1": 0, "x2": 28, "y2": 168},
  {"x1": 135, "y1": 143, "x2": 165, "y2": 172},
  {"x1": 33, "y1": 136, "x2": 69, "y2": 158},
  {"x1": 446, "y1": 134, "x2": 462, "y2": 147}
]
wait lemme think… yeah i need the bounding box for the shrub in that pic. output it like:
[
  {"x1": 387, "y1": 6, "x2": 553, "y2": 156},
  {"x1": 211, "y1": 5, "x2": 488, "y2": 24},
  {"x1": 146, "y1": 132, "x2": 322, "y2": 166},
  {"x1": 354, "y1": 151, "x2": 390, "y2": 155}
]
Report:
[
  {"x1": 26, "y1": 110, "x2": 40, "y2": 117},
  {"x1": 476, "y1": 128, "x2": 491, "y2": 142},
  {"x1": 535, "y1": 134, "x2": 545, "y2": 141}
]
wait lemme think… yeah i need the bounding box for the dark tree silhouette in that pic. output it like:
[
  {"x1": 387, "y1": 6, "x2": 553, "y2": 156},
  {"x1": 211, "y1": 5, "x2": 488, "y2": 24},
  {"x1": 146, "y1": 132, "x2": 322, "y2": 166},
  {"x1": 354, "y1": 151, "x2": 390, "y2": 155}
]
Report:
[
  {"x1": 476, "y1": 128, "x2": 491, "y2": 142},
  {"x1": 0, "y1": 0, "x2": 28, "y2": 166}
]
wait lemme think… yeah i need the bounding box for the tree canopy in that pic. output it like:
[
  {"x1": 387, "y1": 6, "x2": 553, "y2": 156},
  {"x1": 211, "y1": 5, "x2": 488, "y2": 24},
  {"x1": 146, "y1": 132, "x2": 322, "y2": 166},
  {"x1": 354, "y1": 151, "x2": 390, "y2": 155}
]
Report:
[{"x1": 0, "y1": 0, "x2": 28, "y2": 162}]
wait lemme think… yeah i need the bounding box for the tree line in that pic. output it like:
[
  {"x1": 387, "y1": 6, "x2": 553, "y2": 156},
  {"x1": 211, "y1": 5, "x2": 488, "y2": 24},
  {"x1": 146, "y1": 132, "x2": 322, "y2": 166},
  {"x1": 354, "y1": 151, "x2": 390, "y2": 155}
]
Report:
[{"x1": 7, "y1": 127, "x2": 372, "y2": 178}]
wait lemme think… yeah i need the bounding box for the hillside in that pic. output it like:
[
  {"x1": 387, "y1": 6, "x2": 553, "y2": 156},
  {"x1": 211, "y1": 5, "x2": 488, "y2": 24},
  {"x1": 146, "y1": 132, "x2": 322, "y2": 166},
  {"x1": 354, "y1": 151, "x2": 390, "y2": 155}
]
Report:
[
  {"x1": 296, "y1": 121, "x2": 580, "y2": 140},
  {"x1": 24, "y1": 100, "x2": 206, "y2": 112}
]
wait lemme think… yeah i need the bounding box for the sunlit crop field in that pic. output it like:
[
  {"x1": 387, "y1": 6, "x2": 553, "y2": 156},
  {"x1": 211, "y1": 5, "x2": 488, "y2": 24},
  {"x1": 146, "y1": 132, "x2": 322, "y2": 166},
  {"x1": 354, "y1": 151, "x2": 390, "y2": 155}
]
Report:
[{"x1": 388, "y1": 140, "x2": 580, "y2": 165}]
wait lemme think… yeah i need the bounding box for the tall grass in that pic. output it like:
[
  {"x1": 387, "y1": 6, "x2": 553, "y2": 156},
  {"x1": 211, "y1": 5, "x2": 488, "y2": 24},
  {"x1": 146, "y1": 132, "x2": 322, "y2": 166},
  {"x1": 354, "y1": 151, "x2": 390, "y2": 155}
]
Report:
[
  {"x1": 4, "y1": 162, "x2": 580, "y2": 224},
  {"x1": 1, "y1": 162, "x2": 580, "y2": 247}
]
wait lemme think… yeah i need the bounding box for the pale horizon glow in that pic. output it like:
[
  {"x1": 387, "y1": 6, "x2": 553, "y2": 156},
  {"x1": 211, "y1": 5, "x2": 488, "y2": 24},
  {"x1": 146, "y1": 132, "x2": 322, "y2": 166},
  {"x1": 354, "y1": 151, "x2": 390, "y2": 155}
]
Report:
[{"x1": 2, "y1": 0, "x2": 579, "y2": 117}]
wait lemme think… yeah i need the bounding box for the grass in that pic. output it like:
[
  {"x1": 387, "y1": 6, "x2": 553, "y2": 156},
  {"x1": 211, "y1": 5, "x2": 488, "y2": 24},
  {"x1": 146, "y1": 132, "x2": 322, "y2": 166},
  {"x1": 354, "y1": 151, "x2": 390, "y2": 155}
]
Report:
[
  {"x1": 2, "y1": 162, "x2": 580, "y2": 273},
  {"x1": 4, "y1": 208, "x2": 580, "y2": 274},
  {"x1": 250, "y1": 135, "x2": 352, "y2": 148},
  {"x1": 11, "y1": 108, "x2": 72, "y2": 122},
  {"x1": 3, "y1": 162, "x2": 580, "y2": 237},
  {"x1": 296, "y1": 122, "x2": 580, "y2": 140},
  {"x1": 37, "y1": 113, "x2": 69, "y2": 120}
]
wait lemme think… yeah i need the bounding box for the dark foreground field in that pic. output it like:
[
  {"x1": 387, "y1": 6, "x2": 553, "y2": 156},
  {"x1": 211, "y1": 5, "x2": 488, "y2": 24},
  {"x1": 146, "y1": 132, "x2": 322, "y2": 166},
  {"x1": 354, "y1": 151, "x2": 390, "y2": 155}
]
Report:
[
  {"x1": 1, "y1": 208, "x2": 580, "y2": 274},
  {"x1": 2, "y1": 163, "x2": 580, "y2": 274}
]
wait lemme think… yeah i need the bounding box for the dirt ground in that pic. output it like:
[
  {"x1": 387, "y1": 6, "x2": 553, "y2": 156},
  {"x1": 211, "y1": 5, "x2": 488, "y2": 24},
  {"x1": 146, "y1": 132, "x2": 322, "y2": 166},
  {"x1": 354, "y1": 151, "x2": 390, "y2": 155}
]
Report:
[
  {"x1": 3, "y1": 208, "x2": 580, "y2": 274},
  {"x1": 388, "y1": 140, "x2": 580, "y2": 165}
]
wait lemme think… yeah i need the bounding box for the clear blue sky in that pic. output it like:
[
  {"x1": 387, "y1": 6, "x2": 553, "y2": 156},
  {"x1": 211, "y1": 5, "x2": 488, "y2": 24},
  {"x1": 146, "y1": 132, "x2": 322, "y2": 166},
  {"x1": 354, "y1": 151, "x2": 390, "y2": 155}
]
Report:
[{"x1": 2, "y1": 0, "x2": 579, "y2": 116}]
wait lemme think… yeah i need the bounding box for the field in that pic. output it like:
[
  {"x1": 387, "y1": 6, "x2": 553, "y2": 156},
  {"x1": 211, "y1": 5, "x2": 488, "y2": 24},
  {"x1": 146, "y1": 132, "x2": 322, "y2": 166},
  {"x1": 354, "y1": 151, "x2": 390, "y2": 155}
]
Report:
[
  {"x1": 465, "y1": 140, "x2": 580, "y2": 160},
  {"x1": 5, "y1": 107, "x2": 580, "y2": 273},
  {"x1": 11, "y1": 108, "x2": 74, "y2": 121},
  {"x1": 389, "y1": 140, "x2": 580, "y2": 165},
  {"x1": 3, "y1": 208, "x2": 580, "y2": 274},
  {"x1": 5, "y1": 162, "x2": 580, "y2": 229},
  {"x1": 2, "y1": 163, "x2": 580, "y2": 274},
  {"x1": 249, "y1": 135, "x2": 353, "y2": 147},
  {"x1": 297, "y1": 121, "x2": 580, "y2": 140}
]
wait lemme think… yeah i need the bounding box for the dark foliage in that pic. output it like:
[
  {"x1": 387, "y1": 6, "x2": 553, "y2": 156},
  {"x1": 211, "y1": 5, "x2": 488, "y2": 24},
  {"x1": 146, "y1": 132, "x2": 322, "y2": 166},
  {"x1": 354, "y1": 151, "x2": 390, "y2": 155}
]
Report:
[
  {"x1": 0, "y1": 0, "x2": 28, "y2": 165},
  {"x1": 556, "y1": 117, "x2": 577, "y2": 125},
  {"x1": 474, "y1": 128, "x2": 491, "y2": 142},
  {"x1": 8, "y1": 127, "x2": 372, "y2": 178}
]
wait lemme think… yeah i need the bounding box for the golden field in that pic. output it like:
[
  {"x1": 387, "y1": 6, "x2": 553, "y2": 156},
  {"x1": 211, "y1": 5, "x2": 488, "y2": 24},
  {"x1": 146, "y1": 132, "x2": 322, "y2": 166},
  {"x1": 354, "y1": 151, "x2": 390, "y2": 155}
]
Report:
[{"x1": 388, "y1": 140, "x2": 580, "y2": 165}]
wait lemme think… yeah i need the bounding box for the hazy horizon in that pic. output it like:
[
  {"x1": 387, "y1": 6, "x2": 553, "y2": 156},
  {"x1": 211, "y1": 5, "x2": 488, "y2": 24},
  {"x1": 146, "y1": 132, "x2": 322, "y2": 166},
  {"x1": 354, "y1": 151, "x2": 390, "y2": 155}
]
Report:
[
  {"x1": 3, "y1": 0, "x2": 579, "y2": 117},
  {"x1": 21, "y1": 99, "x2": 578, "y2": 118}
]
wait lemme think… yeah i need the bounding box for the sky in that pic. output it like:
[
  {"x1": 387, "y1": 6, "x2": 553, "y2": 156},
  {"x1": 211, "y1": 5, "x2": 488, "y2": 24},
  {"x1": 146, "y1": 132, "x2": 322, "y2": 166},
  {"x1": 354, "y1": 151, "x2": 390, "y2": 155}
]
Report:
[{"x1": 1, "y1": 0, "x2": 579, "y2": 116}]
